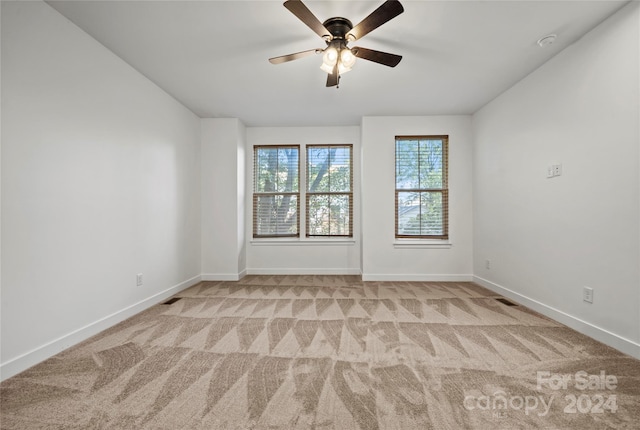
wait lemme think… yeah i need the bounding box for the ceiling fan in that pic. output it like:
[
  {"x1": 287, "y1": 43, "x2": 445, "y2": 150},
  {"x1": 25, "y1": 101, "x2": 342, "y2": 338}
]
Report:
[{"x1": 269, "y1": 0, "x2": 404, "y2": 87}]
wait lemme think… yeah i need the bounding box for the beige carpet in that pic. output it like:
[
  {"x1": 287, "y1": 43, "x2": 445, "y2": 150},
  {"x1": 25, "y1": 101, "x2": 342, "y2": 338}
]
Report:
[{"x1": 1, "y1": 275, "x2": 639, "y2": 429}]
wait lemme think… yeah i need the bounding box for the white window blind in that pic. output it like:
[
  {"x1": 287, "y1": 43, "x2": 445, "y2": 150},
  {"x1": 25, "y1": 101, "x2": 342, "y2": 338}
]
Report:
[
  {"x1": 253, "y1": 145, "x2": 300, "y2": 237},
  {"x1": 395, "y1": 136, "x2": 449, "y2": 239},
  {"x1": 306, "y1": 145, "x2": 353, "y2": 237}
]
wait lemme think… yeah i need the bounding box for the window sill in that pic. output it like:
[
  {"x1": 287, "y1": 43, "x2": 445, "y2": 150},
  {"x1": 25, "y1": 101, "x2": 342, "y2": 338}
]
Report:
[
  {"x1": 393, "y1": 240, "x2": 452, "y2": 249},
  {"x1": 251, "y1": 239, "x2": 356, "y2": 246}
]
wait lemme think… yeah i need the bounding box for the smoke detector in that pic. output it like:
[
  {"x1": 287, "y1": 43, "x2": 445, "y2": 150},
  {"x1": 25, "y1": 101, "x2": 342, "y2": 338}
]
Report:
[{"x1": 537, "y1": 34, "x2": 557, "y2": 48}]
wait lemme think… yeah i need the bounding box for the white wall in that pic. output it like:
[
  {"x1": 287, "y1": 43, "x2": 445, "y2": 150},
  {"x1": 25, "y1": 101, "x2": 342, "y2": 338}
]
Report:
[
  {"x1": 472, "y1": 2, "x2": 639, "y2": 357},
  {"x1": 1, "y1": 1, "x2": 202, "y2": 378},
  {"x1": 201, "y1": 118, "x2": 246, "y2": 280},
  {"x1": 246, "y1": 126, "x2": 361, "y2": 275},
  {"x1": 2, "y1": 0, "x2": 638, "y2": 382},
  {"x1": 361, "y1": 116, "x2": 474, "y2": 281}
]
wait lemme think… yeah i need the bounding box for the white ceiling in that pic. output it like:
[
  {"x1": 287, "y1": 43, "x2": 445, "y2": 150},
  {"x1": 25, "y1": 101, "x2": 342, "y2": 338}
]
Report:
[{"x1": 47, "y1": 0, "x2": 628, "y2": 127}]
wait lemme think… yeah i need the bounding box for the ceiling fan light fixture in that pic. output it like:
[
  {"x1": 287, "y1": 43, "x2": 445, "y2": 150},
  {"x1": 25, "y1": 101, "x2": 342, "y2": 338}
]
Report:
[
  {"x1": 320, "y1": 45, "x2": 356, "y2": 74},
  {"x1": 340, "y1": 48, "x2": 356, "y2": 68},
  {"x1": 337, "y1": 48, "x2": 355, "y2": 74},
  {"x1": 320, "y1": 46, "x2": 339, "y2": 72}
]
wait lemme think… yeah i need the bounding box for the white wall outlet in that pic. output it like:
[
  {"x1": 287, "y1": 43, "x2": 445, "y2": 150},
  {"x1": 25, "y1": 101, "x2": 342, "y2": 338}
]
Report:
[
  {"x1": 553, "y1": 164, "x2": 562, "y2": 176},
  {"x1": 547, "y1": 163, "x2": 563, "y2": 178},
  {"x1": 136, "y1": 273, "x2": 143, "y2": 286},
  {"x1": 583, "y1": 286, "x2": 593, "y2": 303},
  {"x1": 485, "y1": 259, "x2": 491, "y2": 269}
]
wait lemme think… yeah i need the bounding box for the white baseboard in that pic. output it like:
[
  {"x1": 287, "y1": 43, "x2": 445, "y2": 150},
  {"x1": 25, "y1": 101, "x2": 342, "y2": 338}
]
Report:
[
  {"x1": 201, "y1": 270, "x2": 246, "y2": 281},
  {"x1": 0, "y1": 275, "x2": 202, "y2": 382},
  {"x1": 362, "y1": 274, "x2": 474, "y2": 282},
  {"x1": 246, "y1": 268, "x2": 362, "y2": 276},
  {"x1": 473, "y1": 276, "x2": 640, "y2": 360}
]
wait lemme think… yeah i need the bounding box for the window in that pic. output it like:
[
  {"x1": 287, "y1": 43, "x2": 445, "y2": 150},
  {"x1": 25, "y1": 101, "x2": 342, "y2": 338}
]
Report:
[
  {"x1": 306, "y1": 145, "x2": 353, "y2": 237},
  {"x1": 395, "y1": 136, "x2": 448, "y2": 239},
  {"x1": 252, "y1": 144, "x2": 353, "y2": 239},
  {"x1": 253, "y1": 145, "x2": 299, "y2": 237}
]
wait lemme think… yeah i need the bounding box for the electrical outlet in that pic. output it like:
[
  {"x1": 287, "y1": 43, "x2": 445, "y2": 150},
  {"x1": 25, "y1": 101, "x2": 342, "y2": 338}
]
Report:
[
  {"x1": 553, "y1": 164, "x2": 562, "y2": 176},
  {"x1": 583, "y1": 286, "x2": 593, "y2": 303},
  {"x1": 136, "y1": 273, "x2": 143, "y2": 286},
  {"x1": 485, "y1": 259, "x2": 491, "y2": 270},
  {"x1": 547, "y1": 163, "x2": 563, "y2": 178}
]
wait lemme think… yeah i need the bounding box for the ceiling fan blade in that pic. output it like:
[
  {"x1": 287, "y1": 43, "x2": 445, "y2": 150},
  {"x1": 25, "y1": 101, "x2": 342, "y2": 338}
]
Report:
[
  {"x1": 284, "y1": 0, "x2": 330, "y2": 39},
  {"x1": 269, "y1": 49, "x2": 319, "y2": 65},
  {"x1": 352, "y1": 46, "x2": 402, "y2": 67},
  {"x1": 346, "y1": 0, "x2": 404, "y2": 41},
  {"x1": 326, "y1": 63, "x2": 339, "y2": 87}
]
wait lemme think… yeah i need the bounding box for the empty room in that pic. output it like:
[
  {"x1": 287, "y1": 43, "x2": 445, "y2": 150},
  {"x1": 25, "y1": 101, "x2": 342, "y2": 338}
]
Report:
[{"x1": 1, "y1": 0, "x2": 639, "y2": 428}]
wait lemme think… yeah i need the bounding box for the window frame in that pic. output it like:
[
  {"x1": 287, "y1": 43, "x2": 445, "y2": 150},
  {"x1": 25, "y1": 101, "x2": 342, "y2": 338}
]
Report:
[
  {"x1": 252, "y1": 143, "x2": 354, "y2": 241},
  {"x1": 305, "y1": 144, "x2": 354, "y2": 238},
  {"x1": 394, "y1": 135, "x2": 449, "y2": 240},
  {"x1": 252, "y1": 145, "x2": 300, "y2": 238}
]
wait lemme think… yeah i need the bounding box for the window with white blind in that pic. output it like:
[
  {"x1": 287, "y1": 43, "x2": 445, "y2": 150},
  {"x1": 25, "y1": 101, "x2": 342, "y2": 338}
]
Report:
[
  {"x1": 395, "y1": 136, "x2": 449, "y2": 239},
  {"x1": 253, "y1": 145, "x2": 300, "y2": 238},
  {"x1": 306, "y1": 145, "x2": 353, "y2": 237},
  {"x1": 252, "y1": 144, "x2": 353, "y2": 239}
]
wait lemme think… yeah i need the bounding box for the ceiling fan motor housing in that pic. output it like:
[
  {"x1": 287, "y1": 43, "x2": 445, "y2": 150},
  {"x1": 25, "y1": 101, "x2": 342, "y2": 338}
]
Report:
[{"x1": 322, "y1": 17, "x2": 354, "y2": 41}]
